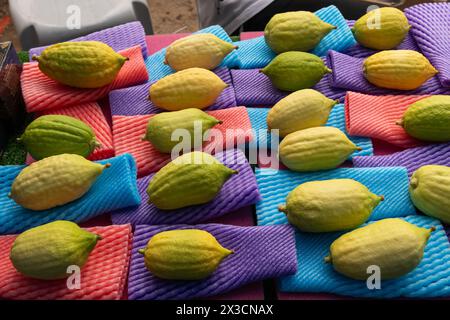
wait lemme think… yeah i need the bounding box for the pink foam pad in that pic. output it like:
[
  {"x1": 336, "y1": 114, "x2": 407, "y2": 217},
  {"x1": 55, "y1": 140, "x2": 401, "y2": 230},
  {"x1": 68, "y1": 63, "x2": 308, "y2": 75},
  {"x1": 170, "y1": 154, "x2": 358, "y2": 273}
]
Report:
[
  {"x1": 0, "y1": 224, "x2": 132, "y2": 300},
  {"x1": 21, "y1": 46, "x2": 149, "y2": 113},
  {"x1": 240, "y1": 32, "x2": 263, "y2": 40},
  {"x1": 345, "y1": 92, "x2": 430, "y2": 148},
  {"x1": 112, "y1": 107, "x2": 253, "y2": 177},
  {"x1": 146, "y1": 33, "x2": 190, "y2": 55}
]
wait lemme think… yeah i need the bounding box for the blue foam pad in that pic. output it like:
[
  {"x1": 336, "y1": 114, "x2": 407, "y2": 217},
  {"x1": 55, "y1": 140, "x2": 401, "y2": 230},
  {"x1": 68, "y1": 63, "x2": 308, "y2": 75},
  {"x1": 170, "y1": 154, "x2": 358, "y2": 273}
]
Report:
[
  {"x1": 255, "y1": 166, "x2": 416, "y2": 226},
  {"x1": 247, "y1": 104, "x2": 373, "y2": 158},
  {"x1": 145, "y1": 25, "x2": 240, "y2": 81},
  {"x1": 279, "y1": 215, "x2": 450, "y2": 298},
  {"x1": 235, "y1": 5, "x2": 357, "y2": 69},
  {"x1": 0, "y1": 154, "x2": 141, "y2": 234}
]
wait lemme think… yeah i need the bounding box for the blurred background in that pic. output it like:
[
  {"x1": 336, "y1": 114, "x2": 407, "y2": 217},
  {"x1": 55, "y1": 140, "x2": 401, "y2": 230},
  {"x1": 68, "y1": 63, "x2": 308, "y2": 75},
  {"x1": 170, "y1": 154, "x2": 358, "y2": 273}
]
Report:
[{"x1": 0, "y1": 0, "x2": 447, "y2": 50}]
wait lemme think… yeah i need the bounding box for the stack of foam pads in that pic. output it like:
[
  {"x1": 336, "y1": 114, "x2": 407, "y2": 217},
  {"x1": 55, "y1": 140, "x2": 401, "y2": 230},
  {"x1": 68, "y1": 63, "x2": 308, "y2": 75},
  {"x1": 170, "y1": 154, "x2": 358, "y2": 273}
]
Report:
[{"x1": 0, "y1": 2, "x2": 449, "y2": 300}]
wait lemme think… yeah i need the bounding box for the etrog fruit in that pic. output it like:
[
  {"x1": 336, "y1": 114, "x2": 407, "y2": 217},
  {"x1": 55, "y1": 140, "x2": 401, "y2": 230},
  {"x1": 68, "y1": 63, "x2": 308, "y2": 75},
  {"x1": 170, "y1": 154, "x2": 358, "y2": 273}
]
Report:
[
  {"x1": 32, "y1": 41, "x2": 128, "y2": 88},
  {"x1": 10, "y1": 221, "x2": 101, "y2": 280},
  {"x1": 165, "y1": 34, "x2": 237, "y2": 71},
  {"x1": 325, "y1": 218, "x2": 434, "y2": 280},
  {"x1": 279, "y1": 179, "x2": 383, "y2": 232},
  {"x1": 261, "y1": 51, "x2": 332, "y2": 91},
  {"x1": 279, "y1": 127, "x2": 361, "y2": 172},
  {"x1": 143, "y1": 108, "x2": 222, "y2": 153},
  {"x1": 363, "y1": 50, "x2": 438, "y2": 90},
  {"x1": 398, "y1": 95, "x2": 450, "y2": 142},
  {"x1": 267, "y1": 89, "x2": 337, "y2": 137},
  {"x1": 9, "y1": 154, "x2": 110, "y2": 211},
  {"x1": 410, "y1": 165, "x2": 450, "y2": 224},
  {"x1": 353, "y1": 8, "x2": 410, "y2": 50},
  {"x1": 264, "y1": 11, "x2": 336, "y2": 53},
  {"x1": 147, "y1": 151, "x2": 238, "y2": 210},
  {"x1": 19, "y1": 115, "x2": 100, "y2": 160},
  {"x1": 138, "y1": 229, "x2": 232, "y2": 280},
  {"x1": 149, "y1": 68, "x2": 228, "y2": 111}
]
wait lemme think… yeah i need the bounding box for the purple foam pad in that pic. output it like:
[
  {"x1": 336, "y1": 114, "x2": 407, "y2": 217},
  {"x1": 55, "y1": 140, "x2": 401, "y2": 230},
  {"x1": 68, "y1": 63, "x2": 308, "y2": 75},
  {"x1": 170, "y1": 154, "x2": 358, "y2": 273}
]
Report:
[
  {"x1": 344, "y1": 20, "x2": 420, "y2": 58},
  {"x1": 109, "y1": 67, "x2": 237, "y2": 115},
  {"x1": 127, "y1": 223, "x2": 297, "y2": 300},
  {"x1": 405, "y1": 3, "x2": 450, "y2": 87},
  {"x1": 29, "y1": 21, "x2": 148, "y2": 59},
  {"x1": 111, "y1": 149, "x2": 261, "y2": 226},
  {"x1": 328, "y1": 50, "x2": 450, "y2": 95},
  {"x1": 231, "y1": 67, "x2": 347, "y2": 107},
  {"x1": 353, "y1": 143, "x2": 450, "y2": 177}
]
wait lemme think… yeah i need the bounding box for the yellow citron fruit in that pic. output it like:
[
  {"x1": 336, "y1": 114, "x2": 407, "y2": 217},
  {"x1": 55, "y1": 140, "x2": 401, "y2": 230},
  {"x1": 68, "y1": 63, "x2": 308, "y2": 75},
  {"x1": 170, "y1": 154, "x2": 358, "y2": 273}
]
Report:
[
  {"x1": 138, "y1": 229, "x2": 233, "y2": 280},
  {"x1": 410, "y1": 165, "x2": 450, "y2": 224},
  {"x1": 279, "y1": 179, "x2": 384, "y2": 232},
  {"x1": 165, "y1": 33, "x2": 237, "y2": 71},
  {"x1": 149, "y1": 68, "x2": 228, "y2": 111},
  {"x1": 10, "y1": 221, "x2": 101, "y2": 280},
  {"x1": 352, "y1": 8, "x2": 410, "y2": 50},
  {"x1": 264, "y1": 11, "x2": 336, "y2": 53},
  {"x1": 267, "y1": 89, "x2": 338, "y2": 137},
  {"x1": 32, "y1": 41, "x2": 128, "y2": 88},
  {"x1": 325, "y1": 218, "x2": 434, "y2": 280},
  {"x1": 363, "y1": 50, "x2": 438, "y2": 90},
  {"x1": 147, "y1": 152, "x2": 238, "y2": 210},
  {"x1": 9, "y1": 154, "x2": 110, "y2": 211},
  {"x1": 279, "y1": 127, "x2": 361, "y2": 172}
]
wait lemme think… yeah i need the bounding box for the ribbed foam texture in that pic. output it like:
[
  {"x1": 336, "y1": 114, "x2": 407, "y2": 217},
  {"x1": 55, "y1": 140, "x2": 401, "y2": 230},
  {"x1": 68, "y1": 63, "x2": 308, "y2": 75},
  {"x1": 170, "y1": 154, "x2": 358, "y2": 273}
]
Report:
[
  {"x1": 109, "y1": 67, "x2": 236, "y2": 116},
  {"x1": 38, "y1": 102, "x2": 114, "y2": 161},
  {"x1": 29, "y1": 21, "x2": 148, "y2": 59},
  {"x1": 111, "y1": 149, "x2": 260, "y2": 226},
  {"x1": 127, "y1": 223, "x2": 297, "y2": 300},
  {"x1": 21, "y1": 46, "x2": 149, "y2": 113},
  {"x1": 231, "y1": 68, "x2": 347, "y2": 107},
  {"x1": 345, "y1": 92, "x2": 430, "y2": 148},
  {"x1": 405, "y1": 3, "x2": 450, "y2": 87},
  {"x1": 246, "y1": 105, "x2": 373, "y2": 158},
  {"x1": 328, "y1": 50, "x2": 450, "y2": 95},
  {"x1": 0, "y1": 224, "x2": 132, "y2": 300},
  {"x1": 0, "y1": 154, "x2": 141, "y2": 235},
  {"x1": 279, "y1": 215, "x2": 450, "y2": 299},
  {"x1": 112, "y1": 107, "x2": 253, "y2": 177},
  {"x1": 234, "y1": 5, "x2": 356, "y2": 69},
  {"x1": 145, "y1": 25, "x2": 239, "y2": 81},
  {"x1": 255, "y1": 166, "x2": 416, "y2": 227},
  {"x1": 353, "y1": 143, "x2": 450, "y2": 177}
]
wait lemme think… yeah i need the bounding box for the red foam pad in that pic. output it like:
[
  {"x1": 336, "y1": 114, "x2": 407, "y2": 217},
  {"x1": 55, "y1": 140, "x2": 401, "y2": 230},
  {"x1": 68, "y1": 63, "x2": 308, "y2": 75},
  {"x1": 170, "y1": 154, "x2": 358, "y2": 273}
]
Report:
[
  {"x1": 112, "y1": 107, "x2": 253, "y2": 177},
  {"x1": 345, "y1": 92, "x2": 430, "y2": 148},
  {"x1": 146, "y1": 33, "x2": 190, "y2": 54},
  {"x1": 21, "y1": 46, "x2": 149, "y2": 113},
  {"x1": 0, "y1": 224, "x2": 132, "y2": 300}
]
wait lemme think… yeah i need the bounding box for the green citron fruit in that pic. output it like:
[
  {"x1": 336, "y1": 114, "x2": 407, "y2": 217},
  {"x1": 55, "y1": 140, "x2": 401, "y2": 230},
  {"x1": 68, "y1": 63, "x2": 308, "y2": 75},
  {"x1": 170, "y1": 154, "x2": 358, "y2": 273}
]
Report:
[
  {"x1": 264, "y1": 11, "x2": 336, "y2": 53},
  {"x1": 397, "y1": 95, "x2": 450, "y2": 142},
  {"x1": 10, "y1": 221, "x2": 101, "y2": 280},
  {"x1": 279, "y1": 127, "x2": 361, "y2": 172},
  {"x1": 363, "y1": 50, "x2": 438, "y2": 90},
  {"x1": 138, "y1": 229, "x2": 233, "y2": 280},
  {"x1": 9, "y1": 154, "x2": 110, "y2": 211},
  {"x1": 32, "y1": 41, "x2": 128, "y2": 88},
  {"x1": 147, "y1": 151, "x2": 238, "y2": 210},
  {"x1": 352, "y1": 8, "x2": 410, "y2": 50},
  {"x1": 267, "y1": 89, "x2": 338, "y2": 137},
  {"x1": 410, "y1": 165, "x2": 450, "y2": 224},
  {"x1": 149, "y1": 68, "x2": 228, "y2": 111},
  {"x1": 325, "y1": 218, "x2": 434, "y2": 280},
  {"x1": 279, "y1": 179, "x2": 383, "y2": 232},
  {"x1": 261, "y1": 51, "x2": 332, "y2": 91},
  {"x1": 143, "y1": 108, "x2": 222, "y2": 153},
  {"x1": 18, "y1": 115, "x2": 100, "y2": 160},
  {"x1": 165, "y1": 33, "x2": 237, "y2": 71}
]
